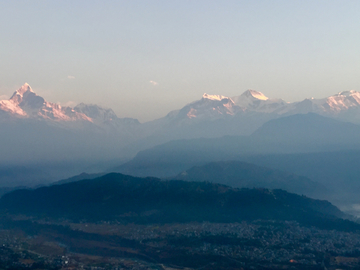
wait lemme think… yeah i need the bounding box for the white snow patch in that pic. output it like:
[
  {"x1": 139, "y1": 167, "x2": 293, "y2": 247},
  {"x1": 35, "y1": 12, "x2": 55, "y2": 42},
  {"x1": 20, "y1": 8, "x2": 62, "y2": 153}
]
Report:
[
  {"x1": 0, "y1": 100, "x2": 27, "y2": 116},
  {"x1": 202, "y1": 93, "x2": 228, "y2": 101}
]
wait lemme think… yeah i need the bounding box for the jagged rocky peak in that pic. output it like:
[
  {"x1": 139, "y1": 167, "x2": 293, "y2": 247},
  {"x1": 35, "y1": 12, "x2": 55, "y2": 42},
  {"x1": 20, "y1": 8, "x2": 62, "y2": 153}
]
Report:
[
  {"x1": 0, "y1": 83, "x2": 90, "y2": 121},
  {"x1": 9, "y1": 83, "x2": 37, "y2": 104},
  {"x1": 0, "y1": 84, "x2": 143, "y2": 126},
  {"x1": 15, "y1": 83, "x2": 33, "y2": 95},
  {"x1": 0, "y1": 83, "x2": 42, "y2": 117}
]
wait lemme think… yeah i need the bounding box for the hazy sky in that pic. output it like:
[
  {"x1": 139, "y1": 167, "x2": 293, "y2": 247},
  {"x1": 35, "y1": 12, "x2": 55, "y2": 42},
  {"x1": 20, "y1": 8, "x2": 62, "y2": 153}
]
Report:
[{"x1": 1, "y1": 0, "x2": 360, "y2": 122}]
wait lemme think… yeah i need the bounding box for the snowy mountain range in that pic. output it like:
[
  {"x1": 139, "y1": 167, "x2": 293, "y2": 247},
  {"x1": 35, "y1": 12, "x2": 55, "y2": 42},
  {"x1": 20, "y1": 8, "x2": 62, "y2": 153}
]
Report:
[
  {"x1": 2, "y1": 83, "x2": 360, "y2": 186},
  {"x1": 2, "y1": 83, "x2": 360, "y2": 127},
  {"x1": 0, "y1": 83, "x2": 91, "y2": 121},
  {"x1": 0, "y1": 84, "x2": 140, "y2": 132},
  {"x1": 2, "y1": 83, "x2": 360, "y2": 160},
  {"x1": 176, "y1": 88, "x2": 360, "y2": 119}
]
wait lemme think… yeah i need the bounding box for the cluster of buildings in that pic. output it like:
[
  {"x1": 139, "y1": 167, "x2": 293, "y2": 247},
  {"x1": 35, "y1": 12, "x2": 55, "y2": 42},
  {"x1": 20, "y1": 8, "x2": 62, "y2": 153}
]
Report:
[{"x1": 1, "y1": 220, "x2": 360, "y2": 269}]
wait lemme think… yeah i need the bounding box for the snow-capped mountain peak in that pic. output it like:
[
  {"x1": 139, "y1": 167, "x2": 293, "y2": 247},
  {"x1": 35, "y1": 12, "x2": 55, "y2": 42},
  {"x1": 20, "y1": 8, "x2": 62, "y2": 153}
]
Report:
[
  {"x1": 74, "y1": 103, "x2": 118, "y2": 123},
  {"x1": 277, "y1": 90, "x2": 360, "y2": 116},
  {"x1": 9, "y1": 83, "x2": 36, "y2": 105},
  {"x1": 338, "y1": 90, "x2": 359, "y2": 97},
  {"x1": 0, "y1": 83, "x2": 93, "y2": 122},
  {"x1": 0, "y1": 84, "x2": 36, "y2": 116},
  {"x1": 240, "y1": 89, "x2": 269, "y2": 101},
  {"x1": 322, "y1": 90, "x2": 360, "y2": 111},
  {"x1": 169, "y1": 93, "x2": 238, "y2": 121},
  {"x1": 230, "y1": 89, "x2": 283, "y2": 113},
  {"x1": 232, "y1": 89, "x2": 269, "y2": 106},
  {"x1": 12, "y1": 83, "x2": 33, "y2": 97}
]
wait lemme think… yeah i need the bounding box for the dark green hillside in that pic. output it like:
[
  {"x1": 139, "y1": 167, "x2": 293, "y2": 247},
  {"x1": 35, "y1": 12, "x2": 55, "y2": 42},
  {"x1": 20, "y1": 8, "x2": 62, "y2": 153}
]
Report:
[
  {"x1": 174, "y1": 161, "x2": 325, "y2": 197},
  {"x1": 0, "y1": 173, "x2": 357, "y2": 231}
]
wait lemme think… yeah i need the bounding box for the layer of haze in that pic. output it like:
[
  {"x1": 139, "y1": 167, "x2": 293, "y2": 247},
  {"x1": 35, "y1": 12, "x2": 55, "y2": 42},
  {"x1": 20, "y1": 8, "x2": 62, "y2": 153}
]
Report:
[{"x1": 1, "y1": 0, "x2": 360, "y2": 122}]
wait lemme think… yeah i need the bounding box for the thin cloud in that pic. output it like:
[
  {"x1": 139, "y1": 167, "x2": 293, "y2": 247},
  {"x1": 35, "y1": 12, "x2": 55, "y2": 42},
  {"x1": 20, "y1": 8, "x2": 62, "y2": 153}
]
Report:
[
  {"x1": 67, "y1": 75, "x2": 75, "y2": 79},
  {"x1": 0, "y1": 95, "x2": 9, "y2": 100},
  {"x1": 149, "y1": 80, "x2": 158, "y2": 86}
]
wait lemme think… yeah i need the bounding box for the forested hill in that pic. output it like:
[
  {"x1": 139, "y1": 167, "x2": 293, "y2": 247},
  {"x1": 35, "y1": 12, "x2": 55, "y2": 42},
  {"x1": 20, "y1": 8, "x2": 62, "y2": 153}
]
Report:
[{"x1": 0, "y1": 173, "x2": 358, "y2": 231}]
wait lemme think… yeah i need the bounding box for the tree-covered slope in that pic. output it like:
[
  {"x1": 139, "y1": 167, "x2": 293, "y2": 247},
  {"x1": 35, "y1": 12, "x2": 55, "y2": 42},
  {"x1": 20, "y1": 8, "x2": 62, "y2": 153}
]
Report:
[{"x1": 0, "y1": 173, "x2": 357, "y2": 231}]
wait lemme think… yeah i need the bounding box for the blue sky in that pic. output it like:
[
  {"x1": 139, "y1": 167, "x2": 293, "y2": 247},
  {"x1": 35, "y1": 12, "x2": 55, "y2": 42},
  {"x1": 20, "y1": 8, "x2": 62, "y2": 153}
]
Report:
[{"x1": 1, "y1": 0, "x2": 360, "y2": 121}]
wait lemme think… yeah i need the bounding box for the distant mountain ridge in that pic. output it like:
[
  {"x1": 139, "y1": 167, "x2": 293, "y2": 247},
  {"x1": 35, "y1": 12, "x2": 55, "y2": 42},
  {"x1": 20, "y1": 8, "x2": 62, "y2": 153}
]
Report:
[
  {"x1": 0, "y1": 84, "x2": 139, "y2": 129},
  {"x1": 174, "y1": 160, "x2": 326, "y2": 198},
  {"x1": 0, "y1": 83, "x2": 91, "y2": 121},
  {"x1": 167, "y1": 88, "x2": 360, "y2": 124},
  {"x1": 115, "y1": 113, "x2": 360, "y2": 188},
  {"x1": 51, "y1": 172, "x2": 106, "y2": 186},
  {"x1": 3, "y1": 84, "x2": 360, "y2": 128},
  {"x1": 0, "y1": 84, "x2": 142, "y2": 172},
  {"x1": 2, "y1": 83, "x2": 360, "y2": 185}
]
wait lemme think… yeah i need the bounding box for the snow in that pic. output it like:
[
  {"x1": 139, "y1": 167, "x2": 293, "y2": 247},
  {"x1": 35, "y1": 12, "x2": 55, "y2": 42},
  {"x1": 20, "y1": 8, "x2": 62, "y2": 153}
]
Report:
[
  {"x1": 229, "y1": 90, "x2": 286, "y2": 113},
  {"x1": 2, "y1": 83, "x2": 360, "y2": 128},
  {"x1": 0, "y1": 100, "x2": 27, "y2": 116},
  {"x1": 10, "y1": 83, "x2": 34, "y2": 103},
  {"x1": 202, "y1": 93, "x2": 229, "y2": 101},
  {"x1": 74, "y1": 103, "x2": 118, "y2": 122},
  {"x1": 187, "y1": 108, "x2": 197, "y2": 118},
  {"x1": 238, "y1": 89, "x2": 269, "y2": 101},
  {"x1": 324, "y1": 91, "x2": 360, "y2": 111},
  {"x1": 246, "y1": 89, "x2": 269, "y2": 100},
  {"x1": 0, "y1": 83, "x2": 95, "y2": 122},
  {"x1": 338, "y1": 90, "x2": 358, "y2": 97}
]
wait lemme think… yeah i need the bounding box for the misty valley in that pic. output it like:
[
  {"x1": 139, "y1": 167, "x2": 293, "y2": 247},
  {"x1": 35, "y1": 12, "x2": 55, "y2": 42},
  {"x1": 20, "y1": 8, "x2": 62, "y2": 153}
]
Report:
[{"x1": 1, "y1": 84, "x2": 360, "y2": 269}]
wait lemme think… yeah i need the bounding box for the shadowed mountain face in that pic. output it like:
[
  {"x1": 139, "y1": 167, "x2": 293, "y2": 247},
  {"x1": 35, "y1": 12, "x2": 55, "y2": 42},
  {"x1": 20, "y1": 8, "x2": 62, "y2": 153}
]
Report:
[
  {"x1": 0, "y1": 173, "x2": 357, "y2": 231},
  {"x1": 173, "y1": 161, "x2": 326, "y2": 198}
]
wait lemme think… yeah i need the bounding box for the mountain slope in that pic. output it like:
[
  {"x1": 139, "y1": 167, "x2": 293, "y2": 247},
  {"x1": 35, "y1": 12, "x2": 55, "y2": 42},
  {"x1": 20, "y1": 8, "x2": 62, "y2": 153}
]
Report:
[
  {"x1": 0, "y1": 83, "x2": 91, "y2": 121},
  {"x1": 252, "y1": 112, "x2": 360, "y2": 146},
  {"x1": 0, "y1": 84, "x2": 140, "y2": 130},
  {"x1": 51, "y1": 172, "x2": 106, "y2": 185},
  {"x1": 3, "y1": 84, "x2": 360, "y2": 161},
  {"x1": 282, "y1": 90, "x2": 360, "y2": 116},
  {"x1": 232, "y1": 89, "x2": 287, "y2": 113},
  {"x1": 115, "y1": 113, "x2": 360, "y2": 178},
  {"x1": 3, "y1": 84, "x2": 360, "y2": 188},
  {"x1": 130, "y1": 89, "x2": 360, "y2": 154},
  {"x1": 0, "y1": 173, "x2": 357, "y2": 231},
  {"x1": 242, "y1": 150, "x2": 360, "y2": 193},
  {"x1": 174, "y1": 161, "x2": 325, "y2": 197},
  {"x1": 0, "y1": 84, "x2": 142, "y2": 171}
]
